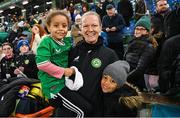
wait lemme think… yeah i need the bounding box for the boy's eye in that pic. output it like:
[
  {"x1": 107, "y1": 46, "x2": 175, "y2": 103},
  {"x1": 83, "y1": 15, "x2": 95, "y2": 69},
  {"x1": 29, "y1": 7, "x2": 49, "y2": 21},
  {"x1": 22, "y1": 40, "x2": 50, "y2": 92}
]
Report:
[
  {"x1": 111, "y1": 79, "x2": 116, "y2": 83},
  {"x1": 103, "y1": 75, "x2": 108, "y2": 79}
]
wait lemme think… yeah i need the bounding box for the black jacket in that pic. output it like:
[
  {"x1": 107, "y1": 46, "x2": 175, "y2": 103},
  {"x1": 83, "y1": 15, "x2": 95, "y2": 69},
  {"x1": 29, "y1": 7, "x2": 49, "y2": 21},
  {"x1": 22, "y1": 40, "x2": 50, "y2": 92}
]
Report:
[
  {"x1": 151, "y1": 10, "x2": 170, "y2": 38},
  {"x1": 102, "y1": 13, "x2": 125, "y2": 43},
  {"x1": 125, "y1": 36, "x2": 156, "y2": 72},
  {"x1": 124, "y1": 36, "x2": 156, "y2": 90},
  {"x1": 159, "y1": 34, "x2": 180, "y2": 93},
  {"x1": 69, "y1": 37, "x2": 118, "y2": 116},
  {"x1": 15, "y1": 52, "x2": 38, "y2": 79},
  {"x1": 117, "y1": 0, "x2": 133, "y2": 26},
  {"x1": 0, "y1": 55, "x2": 16, "y2": 79},
  {"x1": 103, "y1": 85, "x2": 138, "y2": 117},
  {"x1": 0, "y1": 77, "x2": 39, "y2": 116}
]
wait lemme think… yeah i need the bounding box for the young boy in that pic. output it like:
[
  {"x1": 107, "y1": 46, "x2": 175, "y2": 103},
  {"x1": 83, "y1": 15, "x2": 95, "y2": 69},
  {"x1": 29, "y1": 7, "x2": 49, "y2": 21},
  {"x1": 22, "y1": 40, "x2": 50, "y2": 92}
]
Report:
[
  {"x1": 101, "y1": 60, "x2": 142, "y2": 117},
  {"x1": 14, "y1": 39, "x2": 38, "y2": 79}
]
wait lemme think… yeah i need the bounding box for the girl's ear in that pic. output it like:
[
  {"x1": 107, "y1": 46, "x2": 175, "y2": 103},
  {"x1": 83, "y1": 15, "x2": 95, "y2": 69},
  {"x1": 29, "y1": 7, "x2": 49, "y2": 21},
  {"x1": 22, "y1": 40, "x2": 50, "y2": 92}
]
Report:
[
  {"x1": 46, "y1": 26, "x2": 51, "y2": 33},
  {"x1": 45, "y1": 23, "x2": 50, "y2": 33}
]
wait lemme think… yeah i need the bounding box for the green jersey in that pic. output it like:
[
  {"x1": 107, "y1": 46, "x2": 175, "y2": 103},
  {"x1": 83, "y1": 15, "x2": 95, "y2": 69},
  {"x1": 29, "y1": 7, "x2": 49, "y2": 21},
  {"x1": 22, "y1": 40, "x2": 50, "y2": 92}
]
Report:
[{"x1": 36, "y1": 35, "x2": 71, "y2": 98}]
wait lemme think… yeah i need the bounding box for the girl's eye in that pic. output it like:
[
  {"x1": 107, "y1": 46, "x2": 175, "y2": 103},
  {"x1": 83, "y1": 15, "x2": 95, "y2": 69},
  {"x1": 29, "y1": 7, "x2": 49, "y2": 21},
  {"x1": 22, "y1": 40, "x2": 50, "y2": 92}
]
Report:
[
  {"x1": 62, "y1": 25, "x2": 67, "y2": 28},
  {"x1": 54, "y1": 25, "x2": 58, "y2": 27}
]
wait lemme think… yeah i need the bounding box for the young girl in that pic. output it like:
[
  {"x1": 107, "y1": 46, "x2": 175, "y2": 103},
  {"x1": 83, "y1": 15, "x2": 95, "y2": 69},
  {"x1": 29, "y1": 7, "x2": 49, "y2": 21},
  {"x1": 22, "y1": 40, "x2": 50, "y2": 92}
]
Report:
[
  {"x1": 36, "y1": 10, "x2": 91, "y2": 117},
  {"x1": 101, "y1": 60, "x2": 143, "y2": 117}
]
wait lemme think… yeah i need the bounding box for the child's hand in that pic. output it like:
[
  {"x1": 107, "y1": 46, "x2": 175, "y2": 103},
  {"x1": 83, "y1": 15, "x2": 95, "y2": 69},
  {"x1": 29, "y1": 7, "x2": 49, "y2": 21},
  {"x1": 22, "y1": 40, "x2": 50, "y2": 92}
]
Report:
[{"x1": 64, "y1": 68, "x2": 75, "y2": 77}]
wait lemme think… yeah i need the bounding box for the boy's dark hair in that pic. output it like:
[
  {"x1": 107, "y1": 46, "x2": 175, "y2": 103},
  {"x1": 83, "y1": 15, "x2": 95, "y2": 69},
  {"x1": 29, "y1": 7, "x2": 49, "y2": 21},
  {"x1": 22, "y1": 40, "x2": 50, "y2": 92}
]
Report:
[{"x1": 2, "y1": 42, "x2": 13, "y2": 48}]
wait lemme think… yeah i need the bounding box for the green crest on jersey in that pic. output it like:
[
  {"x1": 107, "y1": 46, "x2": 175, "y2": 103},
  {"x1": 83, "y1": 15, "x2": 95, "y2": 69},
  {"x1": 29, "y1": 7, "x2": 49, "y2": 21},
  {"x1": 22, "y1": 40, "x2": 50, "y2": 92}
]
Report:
[{"x1": 91, "y1": 58, "x2": 102, "y2": 68}]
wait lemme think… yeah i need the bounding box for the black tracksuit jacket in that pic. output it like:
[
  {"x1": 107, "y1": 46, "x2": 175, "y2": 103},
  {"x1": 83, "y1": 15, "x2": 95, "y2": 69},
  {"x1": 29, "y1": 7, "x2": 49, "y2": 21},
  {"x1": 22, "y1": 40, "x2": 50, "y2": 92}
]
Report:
[{"x1": 68, "y1": 37, "x2": 119, "y2": 116}]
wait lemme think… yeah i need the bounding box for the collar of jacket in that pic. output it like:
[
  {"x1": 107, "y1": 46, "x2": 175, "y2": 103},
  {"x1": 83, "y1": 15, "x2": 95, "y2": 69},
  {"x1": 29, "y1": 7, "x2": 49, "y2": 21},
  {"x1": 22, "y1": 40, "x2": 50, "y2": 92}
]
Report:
[
  {"x1": 77, "y1": 36, "x2": 103, "y2": 51},
  {"x1": 131, "y1": 35, "x2": 151, "y2": 43}
]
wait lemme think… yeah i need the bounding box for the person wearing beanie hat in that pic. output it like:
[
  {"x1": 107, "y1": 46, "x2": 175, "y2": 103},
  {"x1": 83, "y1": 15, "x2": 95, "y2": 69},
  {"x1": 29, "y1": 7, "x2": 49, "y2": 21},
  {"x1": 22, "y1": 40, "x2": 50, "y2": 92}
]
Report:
[
  {"x1": 14, "y1": 39, "x2": 38, "y2": 79},
  {"x1": 124, "y1": 15, "x2": 157, "y2": 91},
  {"x1": 102, "y1": 60, "x2": 130, "y2": 93},
  {"x1": 101, "y1": 60, "x2": 142, "y2": 117},
  {"x1": 17, "y1": 39, "x2": 29, "y2": 52},
  {"x1": 135, "y1": 16, "x2": 151, "y2": 31}
]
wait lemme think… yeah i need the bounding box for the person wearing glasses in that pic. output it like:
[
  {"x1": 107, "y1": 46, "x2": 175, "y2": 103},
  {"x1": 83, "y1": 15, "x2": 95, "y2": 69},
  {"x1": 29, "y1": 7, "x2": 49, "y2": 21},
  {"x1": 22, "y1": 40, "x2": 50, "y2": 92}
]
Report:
[
  {"x1": 0, "y1": 42, "x2": 16, "y2": 79},
  {"x1": 124, "y1": 16, "x2": 157, "y2": 91}
]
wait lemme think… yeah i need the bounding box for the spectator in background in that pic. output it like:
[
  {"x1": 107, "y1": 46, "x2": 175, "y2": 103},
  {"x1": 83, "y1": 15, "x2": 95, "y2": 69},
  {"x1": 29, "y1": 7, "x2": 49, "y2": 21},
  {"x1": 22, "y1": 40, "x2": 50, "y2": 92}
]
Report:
[
  {"x1": 68, "y1": 2, "x2": 75, "y2": 22},
  {"x1": 0, "y1": 23, "x2": 5, "y2": 32},
  {"x1": 82, "y1": 6, "x2": 88, "y2": 14},
  {"x1": 12, "y1": 32, "x2": 28, "y2": 55},
  {"x1": 71, "y1": 14, "x2": 83, "y2": 46},
  {"x1": 22, "y1": 21, "x2": 32, "y2": 41},
  {"x1": 117, "y1": 0, "x2": 134, "y2": 27},
  {"x1": 81, "y1": 0, "x2": 90, "y2": 13},
  {"x1": 102, "y1": 4, "x2": 126, "y2": 59},
  {"x1": 8, "y1": 21, "x2": 19, "y2": 43},
  {"x1": 28, "y1": 15, "x2": 38, "y2": 27},
  {"x1": 158, "y1": 7, "x2": 180, "y2": 93},
  {"x1": 14, "y1": 40, "x2": 38, "y2": 79},
  {"x1": 30, "y1": 24, "x2": 47, "y2": 54},
  {"x1": 125, "y1": 16, "x2": 157, "y2": 91},
  {"x1": 102, "y1": 0, "x2": 115, "y2": 17},
  {"x1": 134, "y1": 0, "x2": 147, "y2": 21},
  {"x1": 0, "y1": 45, "x2": 5, "y2": 61},
  {"x1": 151, "y1": 0, "x2": 170, "y2": 39},
  {"x1": 0, "y1": 42, "x2": 16, "y2": 79},
  {"x1": 95, "y1": 2, "x2": 103, "y2": 20}
]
